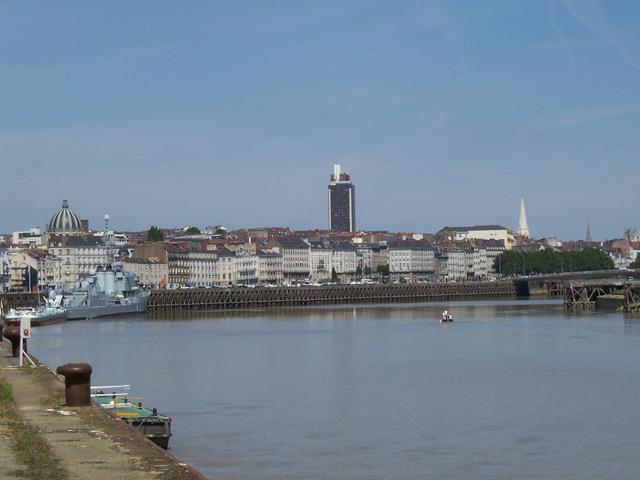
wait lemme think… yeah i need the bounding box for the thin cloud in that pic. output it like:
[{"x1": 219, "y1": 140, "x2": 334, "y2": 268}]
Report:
[
  {"x1": 524, "y1": 106, "x2": 638, "y2": 133},
  {"x1": 534, "y1": 38, "x2": 604, "y2": 50},
  {"x1": 561, "y1": 0, "x2": 640, "y2": 71},
  {"x1": 546, "y1": 0, "x2": 602, "y2": 83}
]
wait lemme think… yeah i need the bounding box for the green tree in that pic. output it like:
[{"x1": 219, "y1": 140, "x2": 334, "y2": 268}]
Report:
[
  {"x1": 494, "y1": 247, "x2": 614, "y2": 276},
  {"x1": 630, "y1": 257, "x2": 640, "y2": 269},
  {"x1": 376, "y1": 264, "x2": 390, "y2": 276},
  {"x1": 355, "y1": 266, "x2": 363, "y2": 278},
  {"x1": 364, "y1": 266, "x2": 372, "y2": 276},
  {"x1": 185, "y1": 226, "x2": 201, "y2": 235},
  {"x1": 146, "y1": 226, "x2": 164, "y2": 242},
  {"x1": 331, "y1": 268, "x2": 338, "y2": 281}
]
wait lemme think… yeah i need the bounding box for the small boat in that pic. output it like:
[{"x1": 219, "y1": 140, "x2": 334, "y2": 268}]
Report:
[
  {"x1": 441, "y1": 310, "x2": 454, "y2": 323},
  {"x1": 4, "y1": 294, "x2": 67, "y2": 326},
  {"x1": 91, "y1": 385, "x2": 172, "y2": 449}
]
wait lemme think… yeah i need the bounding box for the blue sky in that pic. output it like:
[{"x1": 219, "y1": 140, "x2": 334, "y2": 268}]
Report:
[{"x1": 1, "y1": 1, "x2": 638, "y2": 240}]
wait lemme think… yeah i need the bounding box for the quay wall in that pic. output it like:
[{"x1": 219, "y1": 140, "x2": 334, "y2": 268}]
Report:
[{"x1": 148, "y1": 281, "x2": 517, "y2": 311}]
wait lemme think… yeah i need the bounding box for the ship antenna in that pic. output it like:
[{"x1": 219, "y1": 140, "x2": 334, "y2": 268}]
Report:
[{"x1": 103, "y1": 214, "x2": 115, "y2": 265}]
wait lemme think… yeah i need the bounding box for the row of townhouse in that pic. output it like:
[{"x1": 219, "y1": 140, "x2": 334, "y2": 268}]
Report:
[
  {"x1": 2, "y1": 233, "x2": 116, "y2": 291},
  {"x1": 48, "y1": 235, "x2": 111, "y2": 286},
  {"x1": 125, "y1": 245, "x2": 284, "y2": 287},
  {"x1": 265, "y1": 239, "x2": 502, "y2": 284},
  {"x1": 307, "y1": 242, "x2": 358, "y2": 282},
  {"x1": 5, "y1": 249, "x2": 63, "y2": 290},
  {"x1": 268, "y1": 237, "x2": 389, "y2": 283},
  {"x1": 389, "y1": 246, "x2": 435, "y2": 281},
  {"x1": 386, "y1": 244, "x2": 503, "y2": 282},
  {"x1": 433, "y1": 247, "x2": 497, "y2": 282},
  {"x1": 123, "y1": 238, "x2": 506, "y2": 288},
  {"x1": 4, "y1": 241, "x2": 111, "y2": 291}
]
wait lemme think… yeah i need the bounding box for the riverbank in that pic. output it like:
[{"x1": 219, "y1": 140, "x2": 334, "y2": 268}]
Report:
[{"x1": 0, "y1": 340, "x2": 206, "y2": 480}]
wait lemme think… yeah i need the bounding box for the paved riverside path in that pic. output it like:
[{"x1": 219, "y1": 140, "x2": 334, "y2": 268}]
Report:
[
  {"x1": 0, "y1": 340, "x2": 205, "y2": 480},
  {"x1": 0, "y1": 405, "x2": 20, "y2": 478}
]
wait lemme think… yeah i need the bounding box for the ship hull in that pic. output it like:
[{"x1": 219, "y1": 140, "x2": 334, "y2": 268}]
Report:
[
  {"x1": 66, "y1": 297, "x2": 149, "y2": 320},
  {"x1": 4, "y1": 311, "x2": 68, "y2": 326}
]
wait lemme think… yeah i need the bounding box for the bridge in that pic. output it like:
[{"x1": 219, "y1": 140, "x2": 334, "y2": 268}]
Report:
[{"x1": 512, "y1": 270, "x2": 634, "y2": 296}]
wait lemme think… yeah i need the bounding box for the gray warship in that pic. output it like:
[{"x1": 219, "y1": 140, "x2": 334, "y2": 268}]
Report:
[
  {"x1": 61, "y1": 214, "x2": 150, "y2": 320},
  {"x1": 62, "y1": 264, "x2": 150, "y2": 320}
]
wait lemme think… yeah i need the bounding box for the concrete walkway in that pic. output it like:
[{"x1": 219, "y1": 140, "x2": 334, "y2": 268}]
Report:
[
  {"x1": 0, "y1": 410, "x2": 21, "y2": 478},
  {"x1": 0, "y1": 339, "x2": 205, "y2": 479}
]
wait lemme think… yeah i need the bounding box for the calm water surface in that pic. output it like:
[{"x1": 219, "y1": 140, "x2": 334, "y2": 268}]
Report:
[{"x1": 29, "y1": 300, "x2": 640, "y2": 479}]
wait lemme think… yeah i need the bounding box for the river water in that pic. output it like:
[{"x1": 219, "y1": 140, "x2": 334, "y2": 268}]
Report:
[{"x1": 29, "y1": 300, "x2": 640, "y2": 480}]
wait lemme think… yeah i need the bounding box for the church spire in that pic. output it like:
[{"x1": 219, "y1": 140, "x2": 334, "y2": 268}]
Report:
[
  {"x1": 517, "y1": 196, "x2": 530, "y2": 238},
  {"x1": 585, "y1": 221, "x2": 592, "y2": 243}
]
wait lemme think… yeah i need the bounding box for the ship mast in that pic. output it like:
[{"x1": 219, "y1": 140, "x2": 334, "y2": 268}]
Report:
[{"x1": 103, "y1": 214, "x2": 116, "y2": 266}]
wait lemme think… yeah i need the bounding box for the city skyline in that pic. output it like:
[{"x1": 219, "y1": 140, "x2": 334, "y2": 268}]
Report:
[
  {"x1": 1, "y1": 2, "x2": 638, "y2": 238},
  {"x1": 0, "y1": 192, "x2": 625, "y2": 243}
]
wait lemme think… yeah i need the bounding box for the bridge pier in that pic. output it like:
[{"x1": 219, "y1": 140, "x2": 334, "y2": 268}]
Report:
[
  {"x1": 564, "y1": 281, "x2": 626, "y2": 311},
  {"x1": 623, "y1": 283, "x2": 640, "y2": 313}
]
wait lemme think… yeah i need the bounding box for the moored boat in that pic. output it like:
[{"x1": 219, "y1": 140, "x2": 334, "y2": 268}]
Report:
[
  {"x1": 4, "y1": 294, "x2": 67, "y2": 326},
  {"x1": 91, "y1": 385, "x2": 172, "y2": 449}
]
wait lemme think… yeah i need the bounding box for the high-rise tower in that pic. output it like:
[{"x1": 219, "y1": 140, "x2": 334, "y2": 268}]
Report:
[
  {"x1": 517, "y1": 196, "x2": 530, "y2": 238},
  {"x1": 328, "y1": 164, "x2": 356, "y2": 232}
]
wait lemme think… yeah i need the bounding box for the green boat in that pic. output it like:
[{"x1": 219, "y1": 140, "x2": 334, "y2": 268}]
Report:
[{"x1": 91, "y1": 385, "x2": 172, "y2": 449}]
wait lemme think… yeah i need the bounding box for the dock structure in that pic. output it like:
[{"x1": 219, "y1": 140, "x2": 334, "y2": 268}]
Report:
[
  {"x1": 563, "y1": 281, "x2": 624, "y2": 311},
  {"x1": 148, "y1": 281, "x2": 517, "y2": 311},
  {"x1": 0, "y1": 292, "x2": 40, "y2": 310},
  {"x1": 562, "y1": 280, "x2": 640, "y2": 312}
]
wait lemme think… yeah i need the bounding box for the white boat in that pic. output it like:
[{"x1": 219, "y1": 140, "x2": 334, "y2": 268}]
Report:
[
  {"x1": 4, "y1": 294, "x2": 67, "y2": 326},
  {"x1": 441, "y1": 310, "x2": 454, "y2": 323}
]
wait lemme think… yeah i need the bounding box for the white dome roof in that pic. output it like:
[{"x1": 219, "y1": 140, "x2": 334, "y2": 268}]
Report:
[{"x1": 49, "y1": 200, "x2": 84, "y2": 233}]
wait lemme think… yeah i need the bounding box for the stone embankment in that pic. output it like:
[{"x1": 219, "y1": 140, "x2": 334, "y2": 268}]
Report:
[{"x1": 0, "y1": 340, "x2": 206, "y2": 480}]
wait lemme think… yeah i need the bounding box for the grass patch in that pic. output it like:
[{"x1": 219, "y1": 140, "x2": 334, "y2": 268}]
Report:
[
  {"x1": 0, "y1": 377, "x2": 67, "y2": 480},
  {"x1": 0, "y1": 380, "x2": 13, "y2": 401}
]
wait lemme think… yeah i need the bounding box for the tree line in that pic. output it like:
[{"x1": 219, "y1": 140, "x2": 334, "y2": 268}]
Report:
[{"x1": 494, "y1": 247, "x2": 614, "y2": 276}]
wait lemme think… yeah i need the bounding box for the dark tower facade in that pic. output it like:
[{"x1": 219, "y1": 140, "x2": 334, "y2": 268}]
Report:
[{"x1": 328, "y1": 164, "x2": 356, "y2": 232}]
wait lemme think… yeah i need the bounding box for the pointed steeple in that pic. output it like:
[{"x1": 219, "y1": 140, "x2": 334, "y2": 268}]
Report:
[
  {"x1": 585, "y1": 221, "x2": 592, "y2": 243},
  {"x1": 517, "y1": 196, "x2": 530, "y2": 238}
]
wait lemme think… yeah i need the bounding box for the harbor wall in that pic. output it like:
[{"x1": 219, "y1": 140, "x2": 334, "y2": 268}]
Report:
[
  {"x1": 0, "y1": 340, "x2": 206, "y2": 479},
  {"x1": 148, "y1": 281, "x2": 517, "y2": 311}
]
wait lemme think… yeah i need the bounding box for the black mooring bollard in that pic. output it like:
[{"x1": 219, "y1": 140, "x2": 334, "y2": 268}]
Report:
[
  {"x1": 56, "y1": 363, "x2": 93, "y2": 406},
  {"x1": 3, "y1": 326, "x2": 21, "y2": 357}
]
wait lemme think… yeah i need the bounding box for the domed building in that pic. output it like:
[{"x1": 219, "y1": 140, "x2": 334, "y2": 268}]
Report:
[
  {"x1": 48, "y1": 200, "x2": 86, "y2": 235},
  {"x1": 47, "y1": 199, "x2": 109, "y2": 285}
]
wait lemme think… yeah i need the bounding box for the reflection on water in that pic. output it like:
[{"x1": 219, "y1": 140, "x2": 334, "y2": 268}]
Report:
[{"x1": 29, "y1": 300, "x2": 640, "y2": 480}]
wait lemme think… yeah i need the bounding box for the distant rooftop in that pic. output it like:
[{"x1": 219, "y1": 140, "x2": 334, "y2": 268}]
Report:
[{"x1": 442, "y1": 225, "x2": 508, "y2": 232}]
